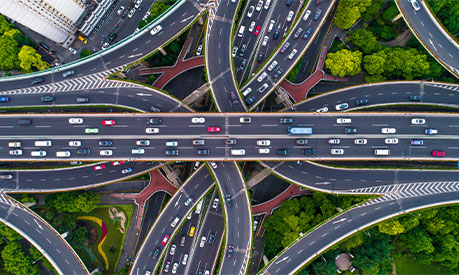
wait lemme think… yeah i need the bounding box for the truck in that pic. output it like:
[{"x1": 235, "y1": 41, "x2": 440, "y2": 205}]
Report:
[
  {"x1": 288, "y1": 127, "x2": 313, "y2": 135},
  {"x1": 195, "y1": 199, "x2": 204, "y2": 215}
]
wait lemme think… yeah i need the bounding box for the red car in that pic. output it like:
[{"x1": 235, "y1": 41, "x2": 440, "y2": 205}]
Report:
[
  {"x1": 161, "y1": 234, "x2": 169, "y2": 245},
  {"x1": 432, "y1": 151, "x2": 445, "y2": 157},
  {"x1": 94, "y1": 165, "x2": 105, "y2": 171},
  {"x1": 102, "y1": 120, "x2": 115, "y2": 126},
  {"x1": 254, "y1": 25, "x2": 261, "y2": 36},
  {"x1": 208, "y1": 127, "x2": 221, "y2": 133},
  {"x1": 112, "y1": 161, "x2": 124, "y2": 166}
]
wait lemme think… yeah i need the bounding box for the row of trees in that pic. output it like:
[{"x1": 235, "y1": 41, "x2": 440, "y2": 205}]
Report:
[
  {"x1": 0, "y1": 15, "x2": 49, "y2": 73},
  {"x1": 138, "y1": 0, "x2": 180, "y2": 29},
  {"x1": 428, "y1": 0, "x2": 459, "y2": 36}
]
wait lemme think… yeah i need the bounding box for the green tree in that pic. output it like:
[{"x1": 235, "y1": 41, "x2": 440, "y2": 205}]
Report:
[
  {"x1": 2, "y1": 241, "x2": 40, "y2": 274},
  {"x1": 70, "y1": 226, "x2": 89, "y2": 248},
  {"x1": 361, "y1": 0, "x2": 384, "y2": 21},
  {"x1": 30, "y1": 246, "x2": 56, "y2": 274},
  {"x1": 400, "y1": 227, "x2": 434, "y2": 254},
  {"x1": 378, "y1": 219, "x2": 405, "y2": 235},
  {"x1": 363, "y1": 51, "x2": 386, "y2": 75},
  {"x1": 351, "y1": 28, "x2": 382, "y2": 54},
  {"x1": 80, "y1": 48, "x2": 93, "y2": 58},
  {"x1": 74, "y1": 192, "x2": 99, "y2": 213},
  {"x1": 0, "y1": 222, "x2": 22, "y2": 241},
  {"x1": 0, "y1": 15, "x2": 12, "y2": 35},
  {"x1": 13, "y1": 32, "x2": 33, "y2": 47},
  {"x1": 19, "y1": 194, "x2": 36, "y2": 204},
  {"x1": 352, "y1": 232, "x2": 393, "y2": 274},
  {"x1": 365, "y1": 74, "x2": 386, "y2": 83},
  {"x1": 18, "y1": 45, "x2": 49, "y2": 73},
  {"x1": 334, "y1": 0, "x2": 372, "y2": 29},
  {"x1": 340, "y1": 231, "x2": 364, "y2": 251},
  {"x1": 0, "y1": 34, "x2": 20, "y2": 70},
  {"x1": 46, "y1": 192, "x2": 99, "y2": 213},
  {"x1": 382, "y1": 5, "x2": 399, "y2": 22},
  {"x1": 325, "y1": 49, "x2": 362, "y2": 77}
]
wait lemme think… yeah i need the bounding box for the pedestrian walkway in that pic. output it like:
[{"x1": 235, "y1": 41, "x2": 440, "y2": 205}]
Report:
[
  {"x1": 252, "y1": 185, "x2": 310, "y2": 216},
  {"x1": 280, "y1": 46, "x2": 348, "y2": 102},
  {"x1": 138, "y1": 37, "x2": 204, "y2": 89},
  {"x1": 110, "y1": 170, "x2": 178, "y2": 229}
]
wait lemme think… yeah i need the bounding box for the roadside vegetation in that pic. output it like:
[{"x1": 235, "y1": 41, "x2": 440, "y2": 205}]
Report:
[
  {"x1": 425, "y1": 1, "x2": 459, "y2": 43},
  {"x1": 137, "y1": 0, "x2": 180, "y2": 29}
]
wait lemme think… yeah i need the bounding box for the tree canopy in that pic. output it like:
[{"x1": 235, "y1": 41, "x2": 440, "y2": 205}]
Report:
[
  {"x1": 18, "y1": 45, "x2": 49, "y2": 73},
  {"x1": 334, "y1": 0, "x2": 372, "y2": 29},
  {"x1": 325, "y1": 49, "x2": 362, "y2": 77},
  {"x1": 428, "y1": 0, "x2": 459, "y2": 35},
  {"x1": 2, "y1": 241, "x2": 40, "y2": 274},
  {"x1": 351, "y1": 28, "x2": 383, "y2": 54},
  {"x1": 45, "y1": 192, "x2": 100, "y2": 213}
]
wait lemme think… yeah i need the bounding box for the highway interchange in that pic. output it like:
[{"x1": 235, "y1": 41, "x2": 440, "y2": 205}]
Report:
[{"x1": 0, "y1": 0, "x2": 457, "y2": 274}]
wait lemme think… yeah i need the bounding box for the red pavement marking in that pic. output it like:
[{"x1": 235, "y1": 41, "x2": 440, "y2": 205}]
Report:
[{"x1": 252, "y1": 185, "x2": 308, "y2": 217}]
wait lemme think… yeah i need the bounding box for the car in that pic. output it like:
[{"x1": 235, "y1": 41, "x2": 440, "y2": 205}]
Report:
[
  {"x1": 354, "y1": 139, "x2": 367, "y2": 145},
  {"x1": 117, "y1": 6, "x2": 125, "y2": 15},
  {"x1": 425, "y1": 128, "x2": 438, "y2": 135},
  {"x1": 385, "y1": 138, "x2": 399, "y2": 144},
  {"x1": 304, "y1": 148, "x2": 316, "y2": 155},
  {"x1": 314, "y1": 8, "x2": 322, "y2": 20},
  {"x1": 84, "y1": 127, "x2": 99, "y2": 134},
  {"x1": 121, "y1": 167, "x2": 132, "y2": 174},
  {"x1": 411, "y1": 118, "x2": 425, "y2": 125},
  {"x1": 146, "y1": 128, "x2": 159, "y2": 134},
  {"x1": 303, "y1": 9, "x2": 312, "y2": 21},
  {"x1": 77, "y1": 148, "x2": 90, "y2": 155},
  {"x1": 69, "y1": 140, "x2": 81, "y2": 147},
  {"x1": 134, "y1": 1, "x2": 141, "y2": 9},
  {"x1": 286, "y1": 0, "x2": 292, "y2": 5},
  {"x1": 239, "y1": 44, "x2": 247, "y2": 56},
  {"x1": 225, "y1": 139, "x2": 237, "y2": 145},
  {"x1": 136, "y1": 140, "x2": 150, "y2": 146},
  {"x1": 256, "y1": 0, "x2": 263, "y2": 11},
  {"x1": 0, "y1": 174, "x2": 13, "y2": 180},
  {"x1": 280, "y1": 117, "x2": 293, "y2": 124},
  {"x1": 268, "y1": 60, "x2": 278, "y2": 71},
  {"x1": 259, "y1": 148, "x2": 270, "y2": 154},
  {"x1": 432, "y1": 151, "x2": 445, "y2": 157},
  {"x1": 170, "y1": 244, "x2": 176, "y2": 255},
  {"x1": 249, "y1": 21, "x2": 255, "y2": 32},
  {"x1": 273, "y1": 29, "x2": 280, "y2": 39},
  {"x1": 183, "y1": 196, "x2": 194, "y2": 207},
  {"x1": 182, "y1": 254, "x2": 189, "y2": 265},
  {"x1": 161, "y1": 235, "x2": 169, "y2": 245},
  {"x1": 192, "y1": 117, "x2": 205, "y2": 123},
  {"x1": 112, "y1": 161, "x2": 124, "y2": 166},
  {"x1": 197, "y1": 149, "x2": 210, "y2": 155},
  {"x1": 302, "y1": 28, "x2": 312, "y2": 40},
  {"x1": 143, "y1": 11, "x2": 150, "y2": 20},
  {"x1": 99, "y1": 140, "x2": 113, "y2": 146},
  {"x1": 409, "y1": 95, "x2": 422, "y2": 102},
  {"x1": 189, "y1": 226, "x2": 196, "y2": 237},
  {"x1": 99, "y1": 150, "x2": 112, "y2": 156},
  {"x1": 76, "y1": 97, "x2": 89, "y2": 103},
  {"x1": 0, "y1": 96, "x2": 10, "y2": 102},
  {"x1": 381, "y1": 128, "x2": 396, "y2": 134},
  {"x1": 336, "y1": 118, "x2": 351, "y2": 124},
  {"x1": 8, "y1": 142, "x2": 21, "y2": 148},
  {"x1": 273, "y1": 68, "x2": 283, "y2": 80},
  {"x1": 210, "y1": 162, "x2": 217, "y2": 169},
  {"x1": 257, "y1": 72, "x2": 267, "y2": 82},
  {"x1": 262, "y1": 36, "x2": 269, "y2": 47},
  {"x1": 264, "y1": 0, "x2": 271, "y2": 9},
  {"x1": 257, "y1": 52, "x2": 264, "y2": 62},
  {"x1": 293, "y1": 27, "x2": 303, "y2": 39},
  {"x1": 212, "y1": 198, "x2": 219, "y2": 209},
  {"x1": 132, "y1": 148, "x2": 145, "y2": 154},
  {"x1": 164, "y1": 261, "x2": 171, "y2": 273},
  {"x1": 277, "y1": 149, "x2": 291, "y2": 155},
  {"x1": 254, "y1": 25, "x2": 261, "y2": 35},
  {"x1": 101, "y1": 42, "x2": 110, "y2": 50},
  {"x1": 280, "y1": 42, "x2": 290, "y2": 54},
  {"x1": 69, "y1": 118, "x2": 83, "y2": 124},
  {"x1": 227, "y1": 245, "x2": 234, "y2": 258},
  {"x1": 411, "y1": 0, "x2": 421, "y2": 11},
  {"x1": 128, "y1": 8, "x2": 135, "y2": 18},
  {"x1": 257, "y1": 140, "x2": 270, "y2": 146},
  {"x1": 208, "y1": 127, "x2": 221, "y2": 133},
  {"x1": 240, "y1": 117, "x2": 251, "y2": 123},
  {"x1": 153, "y1": 247, "x2": 160, "y2": 259},
  {"x1": 63, "y1": 70, "x2": 74, "y2": 78},
  {"x1": 316, "y1": 107, "x2": 328, "y2": 113},
  {"x1": 232, "y1": 46, "x2": 238, "y2": 57},
  {"x1": 411, "y1": 139, "x2": 424, "y2": 146},
  {"x1": 296, "y1": 139, "x2": 308, "y2": 145},
  {"x1": 32, "y1": 78, "x2": 44, "y2": 84},
  {"x1": 150, "y1": 25, "x2": 163, "y2": 35},
  {"x1": 331, "y1": 149, "x2": 344, "y2": 155},
  {"x1": 68, "y1": 47, "x2": 77, "y2": 54},
  {"x1": 193, "y1": 139, "x2": 205, "y2": 146},
  {"x1": 245, "y1": 95, "x2": 256, "y2": 105},
  {"x1": 328, "y1": 139, "x2": 340, "y2": 144},
  {"x1": 94, "y1": 165, "x2": 105, "y2": 171},
  {"x1": 247, "y1": 5, "x2": 255, "y2": 17},
  {"x1": 172, "y1": 262, "x2": 179, "y2": 274},
  {"x1": 41, "y1": 96, "x2": 54, "y2": 102},
  {"x1": 225, "y1": 194, "x2": 232, "y2": 207},
  {"x1": 240, "y1": 59, "x2": 247, "y2": 70},
  {"x1": 335, "y1": 103, "x2": 349, "y2": 111},
  {"x1": 102, "y1": 120, "x2": 115, "y2": 126},
  {"x1": 166, "y1": 141, "x2": 178, "y2": 147},
  {"x1": 200, "y1": 236, "x2": 207, "y2": 247},
  {"x1": 148, "y1": 118, "x2": 162, "y2": 125},
  {"x1": 229, "y1": 90, "x2": 239, "y2": 104},
  {"x1": 288, "y1": 49, "x2": 298, "y2": 59},
  {"x1": 286, "y1": 10, "x2": 294, "y2": 22},
  {"x1": 344, "y1": 127, "x2": 357, "y2": 134},
  {"x1": 9, "y1": 150, "x2": 22, "y2": 156},
  {"x1": 268, "y1": 20, "x2": 275, "y2": 32},
  {"x1": 258, "y1": 83, "x2": 268, "y2": 92},
  {"x1": 356, "y1": 98, "x2": 369, "y2": 106}
]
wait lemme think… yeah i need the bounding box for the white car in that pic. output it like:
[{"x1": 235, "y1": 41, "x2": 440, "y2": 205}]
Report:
[
  {"x1": 146, "y1": 128, "x2": 159, "y2": 134},
  {"x1": 259, "y1": 148, "x2": 270, "y2": 154},
  {"x1": 381, "y1": 128, "x2": 396, "y2": 134},
  {"x1": 196, "y1": 45, "x2": 203, "y2": 55},
  {"x1": 264, "y1": 0, "x2": 271, "y2": 9},
  {"x1": 267, "y1": 60, "x2": 278, "y2": 71},
  {"x1": 335, "y1": 103, "x2": 349, "y2": 111},
  {"x1": 288, "y1": 49, "x2": 297, "y2": 59},
  {"x1": 328, "y1": 139, "x2": 340, "y2": 145},
  {"x1": 303, "y1": 9, "x2": 311, "y2": 21},
  {"x1": 411, "y1": 118, "x2": 425, "y2": 125},
  {"x1": 262, "y1": 36, "x2": 269, "y2": 47},
  {"x1": 100, "y1": 150, "x2": 112, "y2": 156},
  {"x1": 232, "y1": 46, "x2": 238, "y2": 57},
  {"x1": 210, "y1": 162, "x2": 217, "y2": 169},
  {"x1": 117, "y1": 6, "x2": 125, "y2": 15},
  {"x1": 315, "y1": 107, "x2": 328, "y2": 113},
  {"x1": 354, "y1": 139, "x2": 367, "y2": 145},
  {"x1": 212, "y1": 198, "x2": 219, "y2": 209},
  {"x1": 102, "y1": 42, "x2": 110, "y2": 50},
  {"x1": 286, "y1": 10, "x2": 294, "y2": 22},
  {"x1": 256, "y1": 0, "x2": 263, "y2": 11},
  {"x1": 172, "y1": 262, "x2": 179, "y2": 274},
  {"x1": 410, "y1": 0, "x2": 420, "y2": 11},
  {"x1": 257, "y1": 140, "x2": 270, "y2": 146},
  {"x1": 170, "y1": 244, "x2": 176, "y2": 255},
  {"x1": 128, "y1": 8, "x2": 135, "y2": 18},
  {"x1": 200, "y1": 236, "x2": 207, "y2": 248},
  {"x1": 132, "y1": 148, "x2": 145, "y2": 154},
  {"x1": 336, "y1": 118, "x2": 351, "y2": 124},
  {"x1": 257, "y1": 72, "x2": 267, "y2": 82},
  {"x1": 9, "y1": 150, "x2": 22, "y2": 156},
  {"x1": 150, "y1": 25, "x2": 162, "y2": 36},
  {"x1": 385, "y1": 138, "x2": 399, "y2": 144},
  {"x1": 69, "y1": 118, "x2": 83, "y2": 124},
  {"x1": 247, "y1": 5, "x2": 255, "y2": 18},
  {"x1": 192, "y1": 117, "x2": 205, "y2": 123},
  {"x1": 249, "y1": 21, "x2": 256, "y2": 32},
  {"x1": 69, "y1": 140, "x2": 81, "y2": 147},
  {"x1": 68, "y1": 47, "x2": 77, "y2": 54},
  {"x1": 331, "y1": 149, "x2": 344, "y2": 155}
]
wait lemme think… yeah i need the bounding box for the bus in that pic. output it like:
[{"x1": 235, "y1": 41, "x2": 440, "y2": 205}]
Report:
[
  {"x1": 195, "y1": 199, "x2": 204, "y2": 215},
  {"x1": 288, "y1": 127, "x2": 313, "y2": 135}
]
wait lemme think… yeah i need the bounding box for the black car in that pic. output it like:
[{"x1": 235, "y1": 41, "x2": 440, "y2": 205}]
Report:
[
  {"x1": 32, "y1": 78, "x2": 44, "y2": 85},
  {"x1": 225, "y1": 139, "x2": 237, "y2": 145},
  {"x1": 99, "y1": 140, "x2": 113, "y2": 146},
  {"x1": 296, "y1": 139, "x2": 308, "y2": 145},
  {"x1": 344, "y1": 127, "x2": 357, "y2": 134},
  {"x1": 277, "y1": 149, "x2": 291, "y2": 156},
  {"x1": 149, "y1": 118, "x2": 162, "y2": 125},
  {"x1": 280, "y1": 117, "x2": 293, "y2": 124},
  {"x1": 197, "y1": 149, "x2": 210, "y2": 155},
  {"x1": 409, "y1": 95, "x2": 422, "y2": 102},
  {"x1": 257, "y1": 52, "x2": 264, "y2": 63},
  {"x1": 153, "y1": 247, "x2": 160, "y2": 259},
  {"x1": 303, "y1": 148, "x2": 316, "y2": 155},
  {"x1": 245, "y1": 96, "x2": 255, "y2": 105},
  {"x1": 229, "y1": 90, "x2": 238, "y2": 104},
  {"x1": 165, "y1": 149, "x2": 179, "y2": 156},
  {"x1": 17, "y1": 119, "x2": 31, "y2": 125},
  {"x1": 109, "y1": 33, "x2": 117, "y2": 41},
  {"x1": 355, "y1": 98, "x2": 369, "y2": 106},
  {"x1": 41, "y1": 96, "x2": 54, "y2": 102},
  {"x1": 225, "y1": 194, "x2": 232, "y2": 208},
  {"x1": 76, "y1": 148, "x2": 91, "y2": 155},
  {"x1": 208, "y1": 233, "x2": 215, "y2": 244}
]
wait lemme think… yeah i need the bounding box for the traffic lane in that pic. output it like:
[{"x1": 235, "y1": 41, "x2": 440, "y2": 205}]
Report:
[
  {"x1": 262, "y1": 190, "x2": 459, "y2": 275},
  {"x1": 0, "y1": 196, "x2": 88, "y2": 274},
  {"x1": 0, "y1": 161, "x2": 159, "y2": 191},
  {"x1": 213, "y1": 162, "x2": 251, "y2": 275},
  {"x1": 132, "y1": 166, "x2": 214, "y2": 275}
]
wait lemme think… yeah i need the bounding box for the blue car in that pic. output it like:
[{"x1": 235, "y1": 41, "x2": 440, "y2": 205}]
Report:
[
  {"x1": 302, "y1": 28, "x2": 312, "y2": 40},
  {"x1": 0, "y1": 96, "x2": 10, "y2": 102},
  {"x1": 245, "y1": 96, "x2": 255, "y2": 105},
  {"x1": 122, "y1": 167, "x2": 132, "y2": 174},
  {"x1": 273, "y1": 29, "x2": 280, "y2": 40}
]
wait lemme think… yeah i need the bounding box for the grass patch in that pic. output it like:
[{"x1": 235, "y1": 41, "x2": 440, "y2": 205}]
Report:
[{"x1": 394, "y1": 252, "x2": 455, "y2": 275}]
